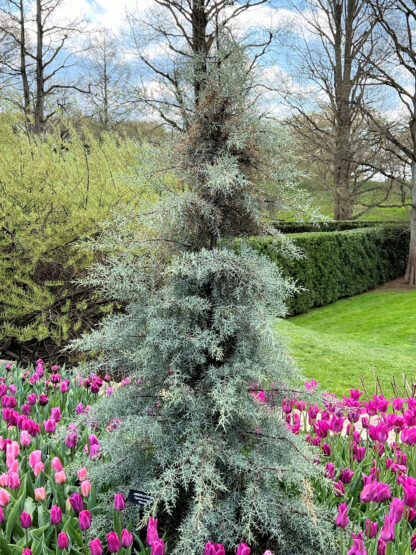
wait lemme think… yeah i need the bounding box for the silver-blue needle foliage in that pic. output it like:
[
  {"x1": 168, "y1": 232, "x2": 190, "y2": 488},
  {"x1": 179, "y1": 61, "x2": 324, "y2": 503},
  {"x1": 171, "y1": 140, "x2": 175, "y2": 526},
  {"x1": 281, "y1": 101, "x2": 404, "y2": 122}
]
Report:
[{"x1": 71, "y1": 40, "x2": 335, "y2": 555}]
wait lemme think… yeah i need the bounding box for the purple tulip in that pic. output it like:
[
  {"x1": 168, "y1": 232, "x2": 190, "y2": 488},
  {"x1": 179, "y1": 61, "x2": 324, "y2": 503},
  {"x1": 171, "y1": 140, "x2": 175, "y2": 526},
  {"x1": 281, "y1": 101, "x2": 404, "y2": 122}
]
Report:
[
  {"x1": 20, "y1": 512, "x2": 32, "y2": 529},
  {"x1": 389, "y1": 497, "x2": 404, "y2": 524},
  {"x1": 411, "y1": 533, "x2": 416, "y2": 552},
  {"x1": 335, "y1": 503, "x2": 349, "y2": 528},
  {"x1": 50, "y1": 505, "x2": 62, "y2": 525},
  {"x1": 365, "y1": 519, "x2": 378, "y2": 539},
  {"x1": 69, "y1": 493, "x2": 84, "y2": 513},
  {"x1": 347, "y1": 531, "x2": 366, "y2": 555}
]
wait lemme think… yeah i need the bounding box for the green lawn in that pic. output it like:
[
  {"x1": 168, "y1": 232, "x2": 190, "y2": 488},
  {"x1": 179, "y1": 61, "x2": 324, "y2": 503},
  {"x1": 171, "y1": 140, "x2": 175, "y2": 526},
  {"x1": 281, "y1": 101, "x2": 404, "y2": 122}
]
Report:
[{"x1": 275, "y1": 289, "x2": 416, "y2": 398}]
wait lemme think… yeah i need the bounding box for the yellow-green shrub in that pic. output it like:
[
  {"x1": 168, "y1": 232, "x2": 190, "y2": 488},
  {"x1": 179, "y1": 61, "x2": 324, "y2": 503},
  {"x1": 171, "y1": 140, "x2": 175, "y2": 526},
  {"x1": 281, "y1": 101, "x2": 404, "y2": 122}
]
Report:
[{"x1": 0, "y1": 115, "x2": 157, "y2": 361}]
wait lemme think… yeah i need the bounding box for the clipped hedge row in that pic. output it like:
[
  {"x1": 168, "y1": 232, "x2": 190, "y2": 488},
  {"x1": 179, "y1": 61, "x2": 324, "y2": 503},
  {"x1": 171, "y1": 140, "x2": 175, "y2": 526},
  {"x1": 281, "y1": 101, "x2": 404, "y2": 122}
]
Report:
[
  {"x1": 240, "y1": 225, "x2": 410, "y2": 315},
  {"x1": 273, "y1": 220, "x2": 406, "y2": 234}
]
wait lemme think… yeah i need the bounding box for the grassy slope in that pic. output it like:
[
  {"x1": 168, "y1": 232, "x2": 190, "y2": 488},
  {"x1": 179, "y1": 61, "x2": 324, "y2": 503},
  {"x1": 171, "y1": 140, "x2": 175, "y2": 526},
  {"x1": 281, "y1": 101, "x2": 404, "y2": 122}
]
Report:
[{"x1": 275, "y1": 290, "x2": 416, "y2": 398}]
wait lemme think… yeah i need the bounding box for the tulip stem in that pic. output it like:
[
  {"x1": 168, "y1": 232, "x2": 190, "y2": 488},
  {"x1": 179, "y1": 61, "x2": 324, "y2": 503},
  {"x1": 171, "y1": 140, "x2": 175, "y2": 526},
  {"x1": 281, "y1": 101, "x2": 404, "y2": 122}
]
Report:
[
  {"x1": 25, "y1": 528, "x2": 28, "y2": 548},
  {"x1": 339, "y1": 529, "x2": 344, "y2": 554}
]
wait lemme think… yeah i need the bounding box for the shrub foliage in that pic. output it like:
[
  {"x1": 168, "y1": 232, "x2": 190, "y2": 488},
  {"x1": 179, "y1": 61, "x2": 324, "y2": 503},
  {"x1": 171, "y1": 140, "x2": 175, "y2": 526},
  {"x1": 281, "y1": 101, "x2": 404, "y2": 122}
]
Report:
[
  {"x1": 243, "y1": 225, "x2": 409, "y2": 315},
  {"x1": 0, "y1": 116, "x2": 154, "y2": 361}
]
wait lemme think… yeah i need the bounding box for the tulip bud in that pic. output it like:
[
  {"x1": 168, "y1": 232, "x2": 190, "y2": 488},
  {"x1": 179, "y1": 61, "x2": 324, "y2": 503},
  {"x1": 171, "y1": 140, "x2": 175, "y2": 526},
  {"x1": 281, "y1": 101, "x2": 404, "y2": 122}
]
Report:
[
  {"x1": 55, "y1": 471, "x2": 67, "y2": 485},
  {"x1": 51, "y1": 457, "x2": 63, "y2": 472},
  {"x1": 0, "y1": 488, "x2": 10, "y2": 506},
  {"x1": 79, "y1": 510, "x2": 91, "y2": 531},
  {"x1": 151, "y1": 539, "x2": 165, "y2": 555},
  {"x1": 114, "y1": 493, "x2": 125, "y2": 511},
  {"x1": 57, "y1": 532, "x2": 69, "y2": 549},
  {"x1": 35, "y1": 487, "x2": 47, "y2": 502},
  {"x1": 81, "y1": 480, "x2": 91, "y2": 497},
  {"x1": 107, "y1": 531, "x2": 121, "y2": 553},
  {"x1": 121, "y1": 528, "x2": 133, "y2": 547},
  {"x1": 69, "y1": 493, "x2": 84, "y2": 513},
  {"x1": 50, "y1": 505, "x2": 62, "y2": 525},
  {"x1": 147, "y1": 517, "x2": 159, "y2": 544},
  {"x1": 89, "y1": 539, "x2": 103, "y2": 555},
  {"x1": 77, "y1": 467, "x2": 88, "y2": 482},
  {"x1": 20, "y1": 512, "x2": 32, "y2": 529},
  {"x1": 22, "y1": 550, "x2": 32, "y2": 555}
]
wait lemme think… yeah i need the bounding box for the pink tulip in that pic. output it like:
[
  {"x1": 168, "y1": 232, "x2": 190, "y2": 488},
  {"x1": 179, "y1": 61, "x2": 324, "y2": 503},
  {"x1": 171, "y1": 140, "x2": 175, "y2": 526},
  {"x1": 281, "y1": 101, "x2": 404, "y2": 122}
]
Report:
[
  {"x1": 57, "y1": 532, "x2": 69, "y2": 549},
  {"x1": 81, "y1": 480, "x2": 91, "y2": 497},
  {"x1": 90, "y1": 539, "x2": 103, "y2": 555},
  {"x1": 380, "y1": 515, "x2": 395, "y2": 542},
  {"x1": 22, "y1": 550, "x2": 32, "y2": 555},
  {"x1": 389, "y1": 497, "x2": 404, "y2": 524},
  {"x1": 35, "y1": 487, "x2": 47, "y2": 501},
  {"x1": 20, "y1": 430, "x2": 31, "y2": 446},
  {"x1": 334, "y1": 481, "x2": 345, "y2": 497},
  {"x1": 236, "y1": 543, "x2": 250, "y2": 555},
  {"x1": 8, "y1": 472, "x2": 20, "y2": 489},
  {"x1": 55, "y1": 471, "x2": 67, "y2": 484},
  {"x1": 411, "y1": 533, "x2": 416, "y2": 552},
  {"x1": 34, "y1": 462, "x2": 44, "y2": 476},
  {"x1": 335, "y1": 503, "x2": 349, "y2": 528},
  {"x1": 77, "y1": 467, "x2": 88, "y2": 482},
  {"x1": 51, "y1": 407, "x2": 61, "y2": 422},
  {"x1": 29, "y1": 450, "x2": 42, "y2": 468},
  {"x1": 121, "y1": 528, "x2": 133, "y2": 547},
  {"x1": 107, "y1": 531, "x2": 121, "y2": 553},
  {"x1": 43, "y1": 419, "x2": 56, "y2": 433},
  {"x1": 51, "y1": 457, "x2": 63, "y2": 472},
  {"x1": 404, "y1": 481, "x2": 416, "y2": 507},
  {"x1": 204, "y1": 543, "x2": 225, "y2": 555},
  {"x1": 0, "y1": 488, "x2": 10, "y2": 506},
  {"x1": 340, "y1": 468, "x2": 354, "y2": 484}
]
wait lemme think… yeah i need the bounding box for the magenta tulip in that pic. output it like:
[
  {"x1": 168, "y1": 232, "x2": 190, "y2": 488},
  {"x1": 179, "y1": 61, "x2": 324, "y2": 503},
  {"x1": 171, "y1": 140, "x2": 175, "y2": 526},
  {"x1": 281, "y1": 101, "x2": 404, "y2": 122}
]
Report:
[
  {"x1": 107, "y1": 531, "x2": 121, "y2": 553},
  {"x1": 114, "y1": 493, "x2": 125, "y2": 511},
  {"x1": 57, "y1": 532, "x2": 69, "y2": 549},
  {"x1": 69, "y1": 493, "x2": 84, "y2": 513},
  {"x1": 20, "y1": 512, "x2": 32, "y2": 529},
  {"x1": 347, "y1": 531, "x2": 366, "y2": 555},
  {"x1": 50, "y1": 505, "x2": 62, "y2": 525},
  {"x1": 335, "y1": 503, "x2": 349, "y2": 528},
  {"x1": 365, "y1": 519, "x2": 378, "y2": 538},
  {"x1": 89, "y1": 539, "x2": 103, "y2": 555},
  {"x1": 79, "y1": 509, "x2": 91, "y2": 530},
  {"x1": 380, "y1": 515, "x2": 395, "y2": 542},
  {"x1": 389, "y1": 497, "x2": 404, "y2": 524},
  {"x1": 236, "y1": 543, "x2": 251, "y2": 555},
  {"x1": 151, "y1": 539, "x2": 165, "y2": 555},
  {"x1": 121, "y1": 528, "x2": 133, "y2": 547},
  {"x1": 147, "y1": 517, "x2": 159, "y2": 544},
  {"x1": 411, "y1": 533, "x2": 416, "y2": 552}
]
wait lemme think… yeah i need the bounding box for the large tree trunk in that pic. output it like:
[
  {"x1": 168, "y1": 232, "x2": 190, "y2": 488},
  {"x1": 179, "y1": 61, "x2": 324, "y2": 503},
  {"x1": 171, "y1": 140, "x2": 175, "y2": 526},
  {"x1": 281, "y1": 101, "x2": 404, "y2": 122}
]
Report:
[{"x1": 404, "y1": 161, "x2": 416, "y2": 285}]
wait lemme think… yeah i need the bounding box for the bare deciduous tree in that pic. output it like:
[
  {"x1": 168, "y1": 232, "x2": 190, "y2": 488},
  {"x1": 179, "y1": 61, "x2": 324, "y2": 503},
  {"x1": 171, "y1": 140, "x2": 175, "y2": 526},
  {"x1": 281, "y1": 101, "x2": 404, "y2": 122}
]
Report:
[
  {"x1": 128, "y1": 0, "x2": 275, "y2": 131},
  {"x1": 0, "y1": 0, "x2": 89, "y2": 133},
  {"x1": 82, "y1": 28, "x2": 132, "y2": 129},
  {"x1": 285, "y1": 0, "x2": 380, "y2": 220},
  {"x1": 360, "y1": 0, "x2": 416, "y2": 283}
]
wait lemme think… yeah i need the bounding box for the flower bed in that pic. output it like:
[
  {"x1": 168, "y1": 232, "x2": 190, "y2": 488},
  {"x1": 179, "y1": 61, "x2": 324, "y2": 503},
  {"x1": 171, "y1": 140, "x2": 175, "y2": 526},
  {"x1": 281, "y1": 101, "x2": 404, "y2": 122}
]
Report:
[
  {"x1": 0, "y1": 361, "x2": 275, "y2": 554},
  {"x1": 284, "y1": 380, "x2": 416, "y2": 554}
]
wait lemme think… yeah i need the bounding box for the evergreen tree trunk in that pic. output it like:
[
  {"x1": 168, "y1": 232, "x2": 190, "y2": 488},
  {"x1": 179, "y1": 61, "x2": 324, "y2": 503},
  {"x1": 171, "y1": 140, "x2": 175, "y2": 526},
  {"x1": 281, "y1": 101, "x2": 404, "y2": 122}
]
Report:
[{"x1": 404, "y1": 161, "x2": 416, "y2": 285}]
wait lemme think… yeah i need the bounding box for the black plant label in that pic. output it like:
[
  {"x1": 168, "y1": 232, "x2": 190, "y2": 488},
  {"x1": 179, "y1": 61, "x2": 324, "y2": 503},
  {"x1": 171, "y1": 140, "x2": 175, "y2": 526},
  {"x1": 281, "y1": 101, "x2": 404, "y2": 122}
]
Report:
[{"x1": 127, "y1": 489, "x2": 153, "y2": 510}]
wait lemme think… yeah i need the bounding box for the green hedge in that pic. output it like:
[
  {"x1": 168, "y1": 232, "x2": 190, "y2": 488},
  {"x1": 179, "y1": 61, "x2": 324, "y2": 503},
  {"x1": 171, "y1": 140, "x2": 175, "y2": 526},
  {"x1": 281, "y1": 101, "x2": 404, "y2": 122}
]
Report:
[
  {"x1": 273, "y1": 220, "x2": 406, "y2": 234},
  {"x1": 239, "y1": 225, "x2": 410, "y2": 315}
]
